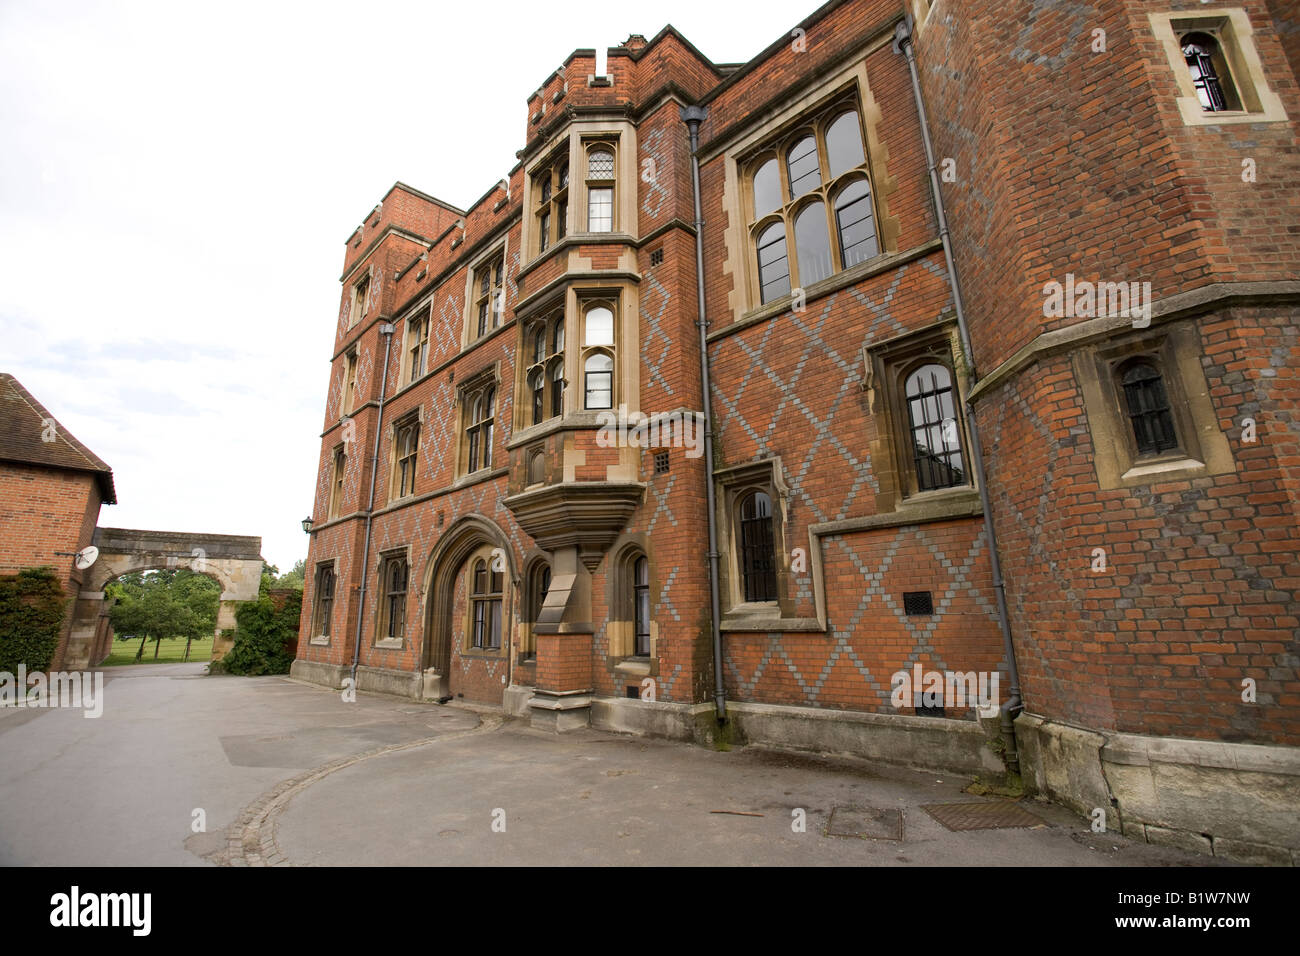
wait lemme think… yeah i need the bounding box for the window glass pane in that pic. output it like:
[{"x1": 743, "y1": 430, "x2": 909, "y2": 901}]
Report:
[
  {"x1": 835, "y1": 179, "x2": 878, "y2": 269},
  {"x1": 905, "y1": 364, "x2": 964, "y2": 490},
  {"x1": 794, "y1": 201, "x2": 832, "y2": 286},
  {"x1": 533, "y1": 327, "x2": 546, "y2": 364},
  {"x1": 585, "y1": 353, "x2": 613, "y2": 409},
  {"x1": 585, "y1": 306, "x2": 614, "y2": 346},
  {"x1": 826, "y1": 111, "x2": 865, "y2": 179},
  {"x1": 756, "y1": 222, "x2": 790, "y2": 303},
  {"x1": 588, "y1": 149, "x2": 614, "y2": 179},
  {"x1": 786, "y1": 135, "x2": 821, "y2": 197},
  {"x1": 588, "y1": 187, "x2": 613, "y2": 232},
  {"x1": 552, "y1": 321, "x2": 564, "y2": 353},
  {"x1": 474, "y1": 560, "x2": 486, "y2": 594},
  {"x1": 752, "y1": 158, "x2": 781, "y2": 217}
]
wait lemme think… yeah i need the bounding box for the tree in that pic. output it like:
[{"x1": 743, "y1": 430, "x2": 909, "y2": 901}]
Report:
[
  {"x1": 273, "y1": 559, "x2": 306, "y2": 590},
  {"x1": 107, "y1": 570, "x2": 220, "y2": 661}
]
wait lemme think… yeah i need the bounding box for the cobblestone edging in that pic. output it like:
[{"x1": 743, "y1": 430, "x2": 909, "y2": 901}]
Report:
[{"x1": 210, "y1": 714, "x2": 507, "y2": 866}]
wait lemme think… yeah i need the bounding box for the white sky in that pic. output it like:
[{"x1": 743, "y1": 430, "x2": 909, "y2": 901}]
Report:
[{"x1": 0, "y1": 0, "x2": 803, "y2": 571}]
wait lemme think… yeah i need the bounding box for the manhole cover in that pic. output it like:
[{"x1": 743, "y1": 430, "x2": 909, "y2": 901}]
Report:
[
  {"x1": 922, "y1": 801, "x2": 1045, "y2": 831},
  {"x1": 826, "y1": 805, "x2": 904, "y2": 841}
]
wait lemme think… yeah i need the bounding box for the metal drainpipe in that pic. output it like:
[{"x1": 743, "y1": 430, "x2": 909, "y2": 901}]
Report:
[
  {"x1": 351, "y1": 322, "x2": 396, "y2": 686},
  {"x1": 893, "y1": 16, "x2": 1023, "y2": 773},
  {"x1": 681, "y1": 104, "x2": 727, "y2": 723}
]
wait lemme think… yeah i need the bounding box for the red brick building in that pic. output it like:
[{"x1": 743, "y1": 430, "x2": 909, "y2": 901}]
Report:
[
  {"x1": 0, "y1": 372, "x2": 117, "y2": 669},
  {"x1": 294, "y1": 0, "x2": 1300, "y2": 862}
]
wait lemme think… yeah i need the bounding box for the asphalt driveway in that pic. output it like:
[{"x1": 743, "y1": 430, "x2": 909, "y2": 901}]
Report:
[{"x1": 0, "y1": 663, "x2": 1225, "y2": 867}]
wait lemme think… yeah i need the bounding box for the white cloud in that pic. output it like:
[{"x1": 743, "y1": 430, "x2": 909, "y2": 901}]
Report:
[{"x1": 1, "y1": 0, "x2": 802, "y2": 570}]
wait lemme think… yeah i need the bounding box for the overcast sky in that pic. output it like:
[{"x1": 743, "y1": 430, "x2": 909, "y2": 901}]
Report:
[{"x1": 0, "y1": 0, "x2": 802, "y2": 571}]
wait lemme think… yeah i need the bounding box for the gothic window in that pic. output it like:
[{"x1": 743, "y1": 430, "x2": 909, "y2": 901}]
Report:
[
  {"x1": 586, "y1": 144, "x2": 616, "y2": 233},
  {"x1": 473, "y1": 253, "x2": 504, "y2": 339},
  {"x1": 903, "y1": 363, "x2": 966, "y2": 492},
  {"x1": 582, "y1": 301, "x2": 616, "y2": 410},
  {"x1": 746, "y1": 99, "x2": 878, "y2": 304},
  {"x1": 1120, "y1": 361, "x2": 1180, "y2": 456},
  {"x1": 379, "y1": 554, "x2": 409, "y2": 642},
  {"x1": 633, "y1": 556, "x2": 650, "y2": 656},
  {"x1": 393, "y1": 417, "x2": 420, "y2": 499},
  {"x1": 406, "y1": 312, "x2": 429, "y2": 384},
  {"x1": 463, "y1": 382, "x2": 496, "y2": 474},
  {"x1": 470, "y1": 557, "x2": 503, "y2": 650},
  {"x1": 535, "y1": 151, "x2": 569, "y2": 254},
  {"x1": 520, "y1": 308, "x2": 565, "y2": 429},
  {"x1": 311, "y1": 563, "x2": 334, "y2": 638},
  {"x1": 738, "y1": 491, "x2": 777, "y2": 603},
  {"x1": 1181, "y1": 32, "x2": 1241, "y2": 112}
]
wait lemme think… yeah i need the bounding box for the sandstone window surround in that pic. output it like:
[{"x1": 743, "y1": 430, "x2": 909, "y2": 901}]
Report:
[
  {"x1": 388, "y1": 410, "x2": 422, "y2": 502},
  {"x1": 606, "y1": 539, "x2": 653, "y2": 661},
  {"x1": 375, "y1": 549, "x2": 410, "y2": 649},
  {"x1": 328, "y1": 444, "x2": 347, "y2": 519},
  {"x1": 466, "y1": 546, "x2": 505, "y2": 654},
  {"x1": 403, "y1": 306, "x2": 431, "y2": 385},
  {"x1": 520, "y1": 306, "x2": 566, "y2": 429},
  {"x1": 342, "y1": 349, "x2": 359, "y2": 416},
  {"x1": 581, "y1": 298, "x2": 617, "y2": 410},
  {"x1": 520, "y1": 558, "x2": 551, "y2": 660},
  {"x1": 464, "y1": 247, "x2": 506, "y2": 345},
  {"x1": 716, "y1": 59, "x2": 900, "y2": 323},
  {"x1": 715, "y1": 458, "x2": 795, "y2": 622},
  {"x1": 348, "y1": 269, "x2": 371, "y2": 329},
  {"x1": 458, "y1": 369, "x2": 499, "y2": 478},
  {"x1": 1149, "y1": 9, "x2": 1288, "y2": 126},
  {"x1": 584, "y1": 140, "x2": 617, "y2": 233},
  {"x1": 533, "y1": 147, "x2": 569, "y2": 255},
  {"x1": 1072, "y1": 321, "x2": 1235, "y2": 490},
  {"x1": 309, "y1": 560, "x2": 337, "y2": 645},
  {"x1": 862, "y1": 320, "x2": 976, "y2": 511}
]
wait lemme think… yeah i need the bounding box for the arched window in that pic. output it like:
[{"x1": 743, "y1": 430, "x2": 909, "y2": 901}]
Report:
[
  {"x1": 1120, "y1": 361, "x2": 1179, "y2": 456},
  {"x1": 794, "y1": 201, "x2": 832, "y2": 286},
  {"x1": 753, "y1": 158, "x2": 781, "y2": 217},
  {"x1": 549, "y1": 358, "x2": 565, "y2": 418},
  {"x1": 585, "y1": 353, "x2": 614, "y2": 409},
  {"x1": 747, "y1": 99, "x2": 878, "y2": 303},
  {"x1": 381, "y1": 554, "x2": 409, "y2": 641},
  {"x1": 534, "y1": 151, "x2": 568, "y2": 254},
  {"x1": 584, "y1": 305, "x2": 614, "y2": 346},
  {"x1": 1182, "y1": 32, "x2": 1240, "y2": 112},
  {"x1": 904, "y1": 364, "x2": 965, "y2": 491},
  {"x1": 470, "y1": 556, "x2": 503, "y2": 650},
  {"x1": 520, "y1": 308, "x2": 565, "y2": 430},
  {"x1": 464, "y1": 384, "x2": 495, "y2": 473},
  {"x1": 527, "y1": 448, "x2": 546, "y2": 486},
  {"x1": 834, "y1": 178, "x2": 878, "y2": 269},
  {"x1": 633, "y1": 555, "x2": 650, "y2": 656},
  {"x1": 739, "y1": 491, "x2": 777, "y2": 603},
  {"x1": 756, "y1": 221, "x2": 791, "y2": 304},
  {"x1": 529, "y1": 368, "x2": 544, "y2": 426},
  {"x1": 521, "y1": 561, "x2": 550, "y2": 659},
  {"x1": 786, "y1": 135, "x2": 821, "y2": 197},
  {"x1": 473, "y1": 253, "x2": 504, "y2": 338},
  {"x1": 586, "y1": 146, "x2": 616, "y2": 232}
]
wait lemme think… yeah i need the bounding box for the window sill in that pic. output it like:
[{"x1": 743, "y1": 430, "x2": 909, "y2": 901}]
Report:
[
  {"x1": 460, "y1": 647, "x2": 506, "y2": 659},
  {"x1": 721, "y1": 604, "x2": 823, "y2": 633},
  {"x1": 309, "y1": 635, "x2": 331, "y2": 646},
  {"x1": 1121, "y1": 454, "x2": 1208, "y2": 485},
  {"x1": 614, "y1": 658, "x2": 653, "y2": 677},
  {"x1": 374, "y1": 638, "x2": 404, "y2": 650}
]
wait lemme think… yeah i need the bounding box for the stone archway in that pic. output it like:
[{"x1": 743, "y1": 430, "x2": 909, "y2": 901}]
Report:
[
  {"x1": 62, "y1": 528, "x2": 263, "y2": 670},
  {"x1": 419, "y1": 515, "x2": 515, "y2": 700}
]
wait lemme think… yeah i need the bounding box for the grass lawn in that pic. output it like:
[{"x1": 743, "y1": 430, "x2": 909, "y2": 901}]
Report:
[{"x1": 100, "y1": 636, "x2": 215, "y2": 667}]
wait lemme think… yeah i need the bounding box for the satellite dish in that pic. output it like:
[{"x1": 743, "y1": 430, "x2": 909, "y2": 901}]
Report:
[{"x1": 74, "y1": 546, "x2": 99, "y2": 570}]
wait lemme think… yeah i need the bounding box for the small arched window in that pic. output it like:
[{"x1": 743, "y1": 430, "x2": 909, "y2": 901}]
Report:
[
  {"x1": 633, "y1": 556, "x2": 650, "y2": 656},
  {"x1": 794, "y1": 201, "x2": 832, "y2": 286},
  {"x1": 585, "y1": 353, "x2": 614, "y2": 410},
  {"x1": 786, "y1": 135, "x2": 821, "y2": 197},
  {"x1": 904, "y1": 364, "x2": 965, "y2": 492},
  {"x1": 549, "y1": 358, "x2": 565, "y2": 418},
  {"x1": 825, "y1": 111, "x2": 865, "y2": 179},
  {"x1": 834, "y1": 179, "x2": 878, "y2": 269},
  {"x1": 465, "y1": 385, "x2": 495, "y2": 473},
  {"x1": 752, "y1": 157, "x2": 781, "y2": 218},
  {"x1": 528, "y1": 368, "x2": 544, "y2": 425},
  {"x1": 739, "y1": 491, "x2": 777, "y2": 603},
  {"x1": 1120, "y1": 361, "x2": 1179, "y2": 456},
  {"x1": 756, "y1": 221, "x2": 791, "y2": 304},
  {"x1": 527, "y1": 448, "x2": 546, "y2": 486},
  {"x1": 585, "y1": 306, "x2": 614, "y2": 346}
]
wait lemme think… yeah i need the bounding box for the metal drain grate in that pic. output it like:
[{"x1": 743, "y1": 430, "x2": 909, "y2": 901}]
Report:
[
  {"x1": 826, "y1": 805, "x2": 904, "y2": 841},
  {"x1": 922, "y1": 801, "x2": 1045, "y2": 831}
]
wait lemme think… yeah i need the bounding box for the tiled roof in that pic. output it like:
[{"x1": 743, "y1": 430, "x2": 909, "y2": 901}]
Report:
[{"x1": 0, "y1": 372, "x2": 117, "y2": 504}]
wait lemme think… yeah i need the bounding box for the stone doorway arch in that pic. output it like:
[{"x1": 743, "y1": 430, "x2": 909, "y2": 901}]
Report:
[
  {"x1": 63, "y1": 528, "x2": 263, "y2": 670},
  {"x1": 419, "y1": 515, "x2": 515, "y2": 700}
]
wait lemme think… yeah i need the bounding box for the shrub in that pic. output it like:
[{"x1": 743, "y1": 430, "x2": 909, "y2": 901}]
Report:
[
  {"x1": 218, "y1": 589, "x2": 302, "y2": 676},
  {"x1": 0, "y1": 568, "x2": 68, "y2": 674}
]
